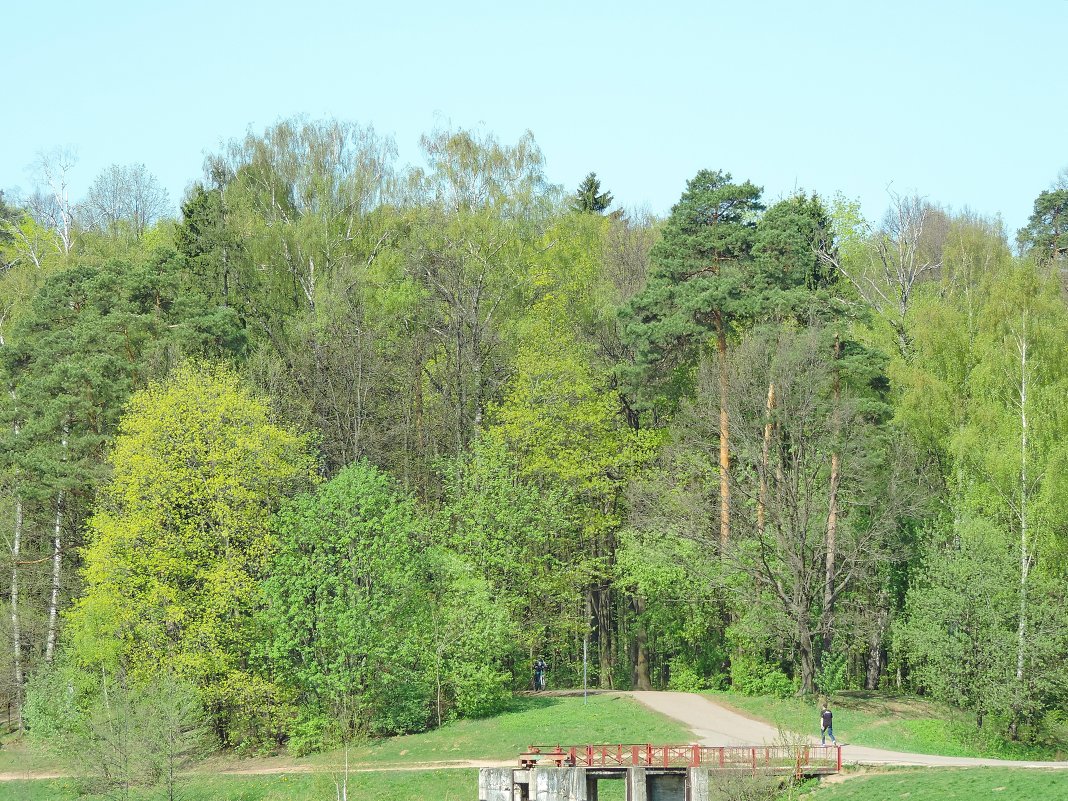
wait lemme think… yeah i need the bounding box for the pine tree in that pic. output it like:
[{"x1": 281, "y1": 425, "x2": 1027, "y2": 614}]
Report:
[
  {"x1": 620, "y1": 169, "x2": 763, "y2": 546},
  {"x1": 571, "y1": 172, "x2": 613, "y2": 214}
]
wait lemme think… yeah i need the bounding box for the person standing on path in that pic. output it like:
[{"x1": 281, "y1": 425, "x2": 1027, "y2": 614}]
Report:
[
  {"x1": 820, "y1": 704, "x2": 837, "y2": 745},
  {"x1": 533, "y1": 658, "x2": 547, "y2": 691}
]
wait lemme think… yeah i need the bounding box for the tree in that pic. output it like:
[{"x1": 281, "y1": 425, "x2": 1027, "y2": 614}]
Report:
[
  {"x1": 264, "y1": 461, "x2": 433, "y2": 741},
  {"x1": 673, "y1": 325, "x2": 920, "y2": 693},
  {"x1": 24, "y1": 668, "x2": 210, "y2": 801},
  {"x1": 571, "y1": 172, "x2": 613, "y2": 214},
  {"x1": 203, "y1": 118, "x2": 422, "y2": 478},
  {"x1": 438, "y1": 442, "x2": 579, "y2": 683},
  {"x1": 823, "y1": 192, "x2": 945, "y2": 357},
  {"x1": 25, "y1": 147, "x2": 78, "y2": 256},
  {"x1": 0, "y1": 253, "x2": 247, "y2": 694},
  {"x1": 484, "y1": 285, "x2": 661, "y2": 687},
  {"x1": 896, "y1": 519, "x2": 1021, "y2": 730},
  {"x1": 405, "y1": 127, "x2": 557, "y2": 457},
  {"x1": 1017, "y1": 181, "x2": 1068, "y2": 265},
  {"x1": 622, "y1": 170, "x2": 764, "y2": 547},
  {"x1": 896, "y1": 252, "x2": 1068, "y2": 736},
  {"x1": 954, "y1": 263, "x2": 1068, "y2": 736},
  {"x1": 65, "y1": 364, "x2": 315, "y2": 746},
  {"x1": 80, "y1": 163, "x2": 170, "y2": 238}
]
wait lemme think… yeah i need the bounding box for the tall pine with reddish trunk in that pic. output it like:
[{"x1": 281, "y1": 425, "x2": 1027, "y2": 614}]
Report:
[{"x1": 621, "y1": 170, "x2": 763, "y2": 547}]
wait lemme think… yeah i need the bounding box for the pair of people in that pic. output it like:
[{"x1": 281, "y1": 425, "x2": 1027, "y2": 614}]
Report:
[{"x1": 533, "y1": 658, "x2": 547, "y2": 691}]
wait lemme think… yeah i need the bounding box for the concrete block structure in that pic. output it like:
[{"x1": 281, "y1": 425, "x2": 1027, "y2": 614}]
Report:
[{"x1": 478, "y1": 743, "x2": 841, "y2": 801}]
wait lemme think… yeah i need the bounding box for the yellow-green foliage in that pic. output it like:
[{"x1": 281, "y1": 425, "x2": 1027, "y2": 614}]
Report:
[{"x1": 67, "y1": 364, "x2": 316, "y2": 714}]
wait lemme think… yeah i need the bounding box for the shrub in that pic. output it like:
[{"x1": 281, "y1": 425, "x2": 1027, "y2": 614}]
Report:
[
  {"x1": 730, "y1": 655, "x2": 795, "y2": 698},
  {"x1": 451, "y1": 664, "x2": 512, "y2": 718}
]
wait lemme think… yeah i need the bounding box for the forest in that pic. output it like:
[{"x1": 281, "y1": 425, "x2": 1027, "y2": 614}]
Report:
[{"x1": 1, "y1": 118, "x2": 1067, "y2": 768}]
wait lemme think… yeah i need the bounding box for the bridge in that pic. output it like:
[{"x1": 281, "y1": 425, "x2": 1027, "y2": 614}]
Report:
[{"x1": 479, "y1": 743, "x2": 842, "y2": 800}]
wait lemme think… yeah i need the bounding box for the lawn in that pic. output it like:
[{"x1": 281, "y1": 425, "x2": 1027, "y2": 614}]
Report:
[
  {"x1": 0, "y1": 692, "x2": 688, "y2": 799},
  {"x1": 800, "y1": 767, "x2": 1068, "y2": 801},
  {"x1": 709, "y1": 691, "x2": 1068, "y2": 761},
  {"x1": 0, "y1": 769, "x2": 477, "y2": 801},
  {"x1": 209, "y1": 692, "x2": 693, "y2": 771}
]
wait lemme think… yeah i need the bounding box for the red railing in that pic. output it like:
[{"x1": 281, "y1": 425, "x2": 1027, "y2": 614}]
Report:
[{"x1": 520, "y1": 744, "x2": 840, "y2": 774}]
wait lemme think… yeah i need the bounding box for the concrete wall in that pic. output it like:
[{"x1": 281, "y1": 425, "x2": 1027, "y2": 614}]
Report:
[
  {"x1": 479, "y1": 766, "x2": 709, "y2": 801},
  {"x1": 478, "y1": 767, "x2": 515, "y2": 801},
  {"x1": 625, "y1": 767, "x2": 647, "y2": 801},
  {"x1": 646, "y1": 773, "x2": 685, "y2": 801},
  {"x1": 532, "y1": 767, "x2": 589, "y2": 801}
]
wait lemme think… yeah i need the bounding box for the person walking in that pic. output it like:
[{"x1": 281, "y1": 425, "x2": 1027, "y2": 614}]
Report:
[{"x1": 820, "y1": 704, "x2": 837, "y2": 745}]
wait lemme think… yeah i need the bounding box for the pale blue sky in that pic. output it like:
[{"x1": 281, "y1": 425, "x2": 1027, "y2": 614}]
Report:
[{"x1": 3, "y1": 0, "x2": 1065, "y2": 237}]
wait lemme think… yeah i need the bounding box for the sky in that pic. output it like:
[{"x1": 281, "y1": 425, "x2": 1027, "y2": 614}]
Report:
[{"x1": 3, "y1": 0, "x2": 1066, "y2": 238}]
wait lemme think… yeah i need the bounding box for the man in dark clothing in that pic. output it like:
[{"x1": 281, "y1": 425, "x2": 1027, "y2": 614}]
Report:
[
  {"x1": 533, "y1": 658, "x2": 547, "y2": 691},
  {"x1": 820, "y1": 704, "x2": 837, "y2": 745}
]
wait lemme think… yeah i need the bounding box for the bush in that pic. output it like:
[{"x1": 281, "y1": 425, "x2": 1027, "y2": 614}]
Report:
[
  {"x1": 26, "y1": 670, "x2": 210, "y2": 799},
  {"x1": 365, "y1": 665, "x2": 433, "y2": 736},
  {"x1": 285, "y1": 711, "x2": 342, "y2": 757},
  {"x1": 451, "y1": 664, "x2": 512, "y2": 718},
  {"x1": 815, "y1": 652, "x2": 848, "y2": 697},
  {"x1": 667, "y1": 657, "x2": 726, "y2": 692},
  {"x1": 208, "y1": 672, "x2": 295, "y2": 754},
  {"x1": 730, "y1": 655, "x2": 795, "y2": 698}
]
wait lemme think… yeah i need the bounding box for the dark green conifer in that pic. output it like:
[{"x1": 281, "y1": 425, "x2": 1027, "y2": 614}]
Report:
[{"x1": 571, "y1": 172, "x2": 613, "y2": 214}]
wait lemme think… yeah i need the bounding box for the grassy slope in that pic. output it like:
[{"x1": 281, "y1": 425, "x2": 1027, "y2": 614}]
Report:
[
  {"x1": 709, "y1": 691, "x2": 1067, "y2": 761},
  {"x1": 0, "y1": 693, "x2": 687, "y2": 800},
  {"x1": 800, "y1": 768, "x2": 1068, "y2": 801},
  {"x1": 0, "y1": 770, "x2": 476, "y2": 801}
]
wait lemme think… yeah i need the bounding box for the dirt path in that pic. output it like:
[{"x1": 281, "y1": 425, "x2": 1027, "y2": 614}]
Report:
[
  {"x1": 0, "y1": 759, "x2": 511, "y2": 783},
  {"x1": 628, "y1": 691, "x2": 1068, "y2": 769}
]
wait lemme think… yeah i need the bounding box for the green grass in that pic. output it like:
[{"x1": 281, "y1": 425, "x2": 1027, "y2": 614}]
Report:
[
  {"x1": 213, "y1": 692, "x2": 693, "y2": 771},
  {"x1": 799, "y1": 767, "x2": 1068, "y2": 801},
  {"x1": 0, "y1": 769, "x2": 476, "y2": 801},
  {"x1": 0, "y1": 730, "x2": 73, "y2": 773},
  {"x1": 708, "y1": 691, "x2": 1068, "y2": 761},
  {"x1": 1, "y1": 692, "x2": 690, "y2": 799}
]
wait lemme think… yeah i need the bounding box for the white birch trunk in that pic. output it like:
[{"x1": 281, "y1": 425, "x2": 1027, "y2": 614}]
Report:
[
  {"x1": 1015, "y1": 332, "x2": 1030, "y2": 685},
  {"x1": 10, "y1": 493, "x2": 23, "y2": 726},
  {"x1": 44, "y1": 426, "x2": 68, "y2": 664}
]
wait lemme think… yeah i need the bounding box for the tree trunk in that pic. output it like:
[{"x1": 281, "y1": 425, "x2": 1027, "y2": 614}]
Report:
[
  {"x1": 45, "y1": 426, "x2": 68, "y2": 665},
  {"x1": 798, "y1": 627, "x2": 816, "y2": 695},
  {"x1": 865, "y1": 590, "x2": 889, "y2": 690},
  {"x1": 823, "y1": 335, "x2": 842, "y2": 655},
  {"x1": 757, "y1": 382, "x2": 775, "y2": 536},
  {"x1": 632, "y1": 596, "x2": 652, "y2": 690},
  {"x1": 716, "y1": 318, "x2": 730, "y2": 549},
  {"x1": 597, "y1": 581, "x2": 613, "y2": 689},
  {"x1": 1011, "y1": 332, "x2": 1031, "y2": 740},
  {"x1": 10, "y1": 493, "x2": 23, "y2": 729},
  {"x1": 44, "y1": 490, "x2": 64, "y2": 664}
]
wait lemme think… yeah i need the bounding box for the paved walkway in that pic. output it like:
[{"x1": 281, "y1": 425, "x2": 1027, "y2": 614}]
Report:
[{"x1": 628, "y1": 691, "x2": 1068, "y2": 769}]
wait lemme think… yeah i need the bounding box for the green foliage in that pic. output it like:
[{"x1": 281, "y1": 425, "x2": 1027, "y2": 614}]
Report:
[
  {"x1": 64, "y1": 364, "x2": 315, "y2": 745},
  {"x1": 25, "y1": 670, "x2": 210, "y2": 800},
  {"x1": 815, "y1": 652, "x2": 848, "y2": 698},
  {"x1": 1017, "y1": 185, "x2": 1068, "y2": 264},
  {"x1": 263, "y1": 461, "x2": 429, "y2": 736},
  {"x1": 571, "y1": 172, "x2": 613, "y2": 214},
  {"x1": 728, "y1": 655, "x2": 796, "y2": 699},
  {"x1": 437, "y1": 441, "x2": 579, "y2": 671},
  {"x1": 264, "y1": 462, "x2": 519, "y2": 742},
  {"x1": 10, "y1": 119, "x2": 1068, "y2": 769},
  {"x1": 449, "y1": 663, "x2": 512, "y2": 718},
  {"x1": 620, "y1": 168, "x2": 764, "y2": 407},
  {"x1": 667, "y1": 657, "x2": 714, "y2": 693}
]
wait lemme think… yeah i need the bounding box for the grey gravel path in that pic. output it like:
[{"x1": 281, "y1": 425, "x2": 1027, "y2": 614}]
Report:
[{"x1": 627, "y1": 691, "x2": 1068, "y2": 769}]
